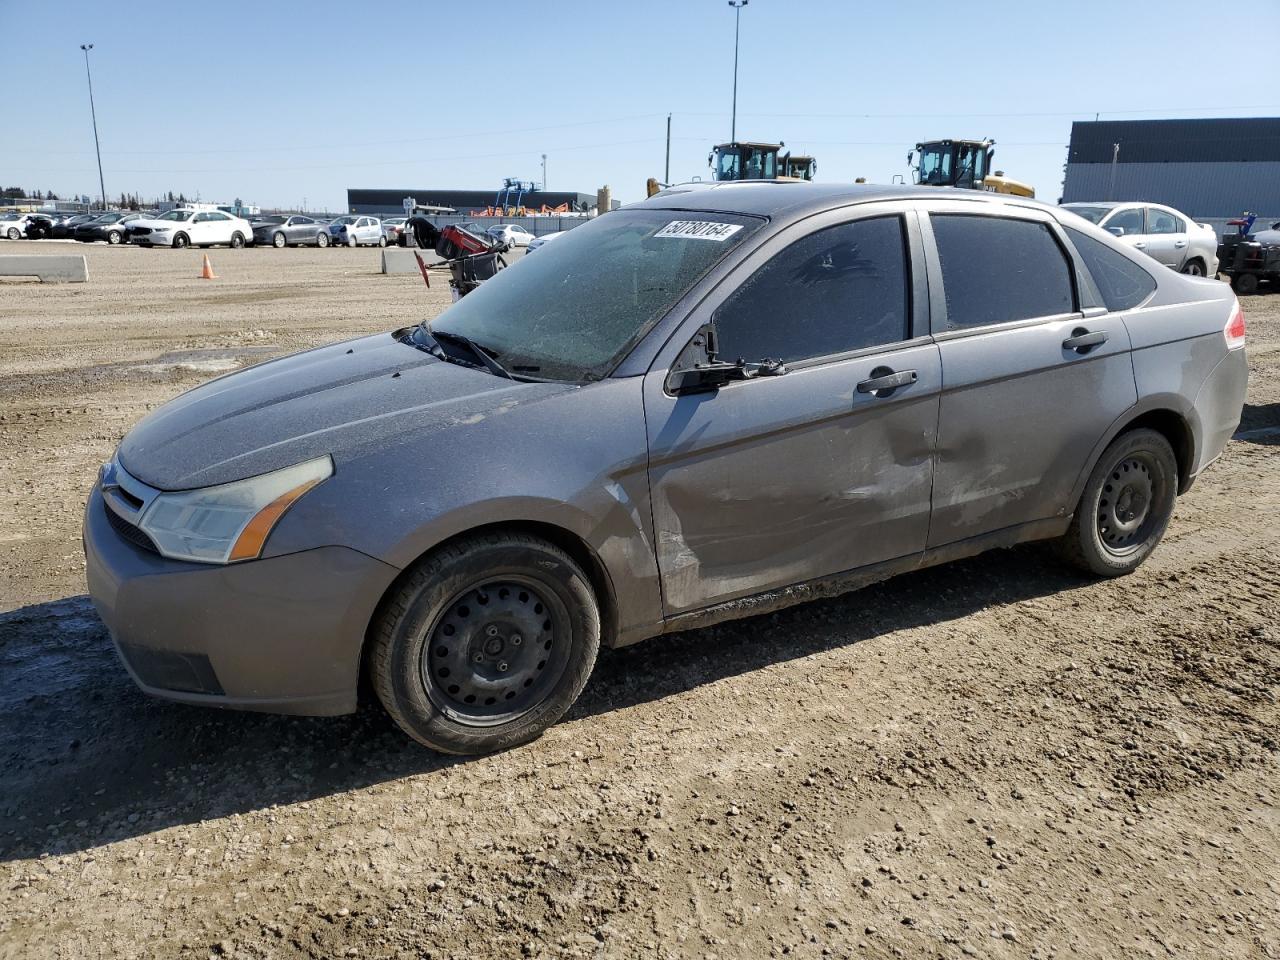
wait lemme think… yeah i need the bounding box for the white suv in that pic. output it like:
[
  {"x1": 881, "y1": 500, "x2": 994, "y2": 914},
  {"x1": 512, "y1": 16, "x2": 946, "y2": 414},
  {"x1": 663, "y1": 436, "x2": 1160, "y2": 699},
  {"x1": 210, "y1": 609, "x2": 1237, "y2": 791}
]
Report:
[
  {"x1": 129, "y1": 209, "x2": 252, "y2": 249},
  {"x1": 327, "y1": 215, "x2": 384, "y2": 247}
]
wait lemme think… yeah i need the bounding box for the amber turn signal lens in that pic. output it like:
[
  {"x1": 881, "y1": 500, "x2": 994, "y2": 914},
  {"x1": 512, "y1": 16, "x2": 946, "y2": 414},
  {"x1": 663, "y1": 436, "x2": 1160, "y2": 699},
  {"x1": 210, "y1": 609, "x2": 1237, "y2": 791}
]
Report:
[{"x1": 228, "y1": 477, "x2": 325, "y2": 562}]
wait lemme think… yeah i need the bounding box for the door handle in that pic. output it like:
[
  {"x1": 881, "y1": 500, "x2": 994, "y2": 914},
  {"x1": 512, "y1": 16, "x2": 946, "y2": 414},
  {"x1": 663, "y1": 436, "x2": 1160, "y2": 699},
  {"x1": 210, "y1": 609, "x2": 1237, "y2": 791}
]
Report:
[
  {"x1": 1174, "y1": 240, "x2": 1187, "y2": 248},
  {"x1": 1133, "y1": 241, "x2": 1147, "y2": 248},
  {"x1": 856, "y1": 367, "x2": 918, "y2": 397},
  {"x1": 1062, "y1": 328, "x2": 1109, "y2": 353}
]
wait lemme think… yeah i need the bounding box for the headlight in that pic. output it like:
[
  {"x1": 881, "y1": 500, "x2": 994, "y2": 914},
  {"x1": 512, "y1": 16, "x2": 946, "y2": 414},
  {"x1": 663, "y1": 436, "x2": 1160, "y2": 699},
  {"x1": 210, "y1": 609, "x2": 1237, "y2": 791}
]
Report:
[{"x1": 138, "y1": 456, "x2": 332, "y2": 564}]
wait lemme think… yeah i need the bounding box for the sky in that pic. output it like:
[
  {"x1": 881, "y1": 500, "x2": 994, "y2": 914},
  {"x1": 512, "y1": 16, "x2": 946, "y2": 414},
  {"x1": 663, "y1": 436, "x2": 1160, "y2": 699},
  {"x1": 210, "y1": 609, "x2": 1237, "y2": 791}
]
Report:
[{"x1": 3, "y1": 0, "x2": 1278, "y2": 212}]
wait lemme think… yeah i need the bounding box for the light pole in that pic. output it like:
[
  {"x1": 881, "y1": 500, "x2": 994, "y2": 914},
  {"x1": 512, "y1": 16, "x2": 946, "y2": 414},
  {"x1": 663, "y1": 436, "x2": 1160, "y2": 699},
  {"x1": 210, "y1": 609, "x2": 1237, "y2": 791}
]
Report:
[
  {"x1": 728, "y1": 0, "x2": 747, "y2": 142},
  {"x1": 80, "y1": 44, "x2": 107, "y2": 212},
  {"x1": 541, "y1": 153, "x2": 547, "y2": 191}
]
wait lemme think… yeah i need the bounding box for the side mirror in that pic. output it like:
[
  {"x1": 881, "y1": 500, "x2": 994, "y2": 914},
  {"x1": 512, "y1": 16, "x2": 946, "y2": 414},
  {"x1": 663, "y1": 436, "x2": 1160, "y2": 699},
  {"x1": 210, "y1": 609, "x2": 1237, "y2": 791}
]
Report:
[
  {"x1": 667, "y1": 360, "x2": 754, "y2": 395},
  {"x1": 1107, "y1": 226, "x2": 1124, "y2": 237}
]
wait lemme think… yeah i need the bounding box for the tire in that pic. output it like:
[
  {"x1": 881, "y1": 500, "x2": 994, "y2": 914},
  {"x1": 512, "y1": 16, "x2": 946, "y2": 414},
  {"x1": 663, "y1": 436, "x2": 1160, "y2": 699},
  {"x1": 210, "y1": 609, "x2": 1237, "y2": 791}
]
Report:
[
  {"x1": 378, "y1": 235, "x2": 387, "y2": 247},
  {"x1": 1056, "y1": 428, "x2": 1178, "y2": 577},
  {"x1": 272, "y1": 231, "x2": 286, "y2": 249},
  {"x1": 172, "y1": 233, "x2": 189, "y2": 249},
  {"x1": 230, "y1": 232, "x2": 245, "y2": 249},
  {"x1": 1233, "y1": 273, "x2": 1260, "y2": 295},
  {"x1": 316, "y1": 232, "x2": 329, "y2": 248},
  {"x1": 106, "y1": 230, "x2": 121, "y2": 245},
  {"x1": 347, "y1": 234, "x2": 358, "y2": 248},
  {"x1": 5, "y1": 227, "x2": 18, "y2": 240},
  {"x1": 1180, "y1": 258, "x2": 1205, "y2": 277},
  {"x1": 370, "y1": 532, "x2": 601, "y2": 754}
]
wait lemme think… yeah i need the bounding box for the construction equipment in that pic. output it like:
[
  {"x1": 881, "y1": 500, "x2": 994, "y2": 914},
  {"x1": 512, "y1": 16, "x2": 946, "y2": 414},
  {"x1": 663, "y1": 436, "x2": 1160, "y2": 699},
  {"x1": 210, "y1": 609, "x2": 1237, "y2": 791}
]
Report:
[
  {"x1": 780, "y1": 152, "x2": 816, "y2": 181},
  {"x1": 495, "y1": 178, "x2": 538, "y2": 214},
  {"x1": 908, "y1": 138, "x2": 1035, "y2": 198},
  {"x1": 709, "y1": 142, "x2": 783, "y2": 181},
  {"x1": 1217, "y1": 213, "x2": 1280, "y2": 295}
]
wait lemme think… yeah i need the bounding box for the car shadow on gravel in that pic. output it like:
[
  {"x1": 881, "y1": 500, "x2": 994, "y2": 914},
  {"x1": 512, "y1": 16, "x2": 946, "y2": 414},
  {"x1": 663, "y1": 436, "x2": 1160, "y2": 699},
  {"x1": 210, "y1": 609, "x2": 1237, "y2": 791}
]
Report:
[
  {"x1": 1236, "y1": 402, "x2": 1280, "y2": 444},
  {"x1": 0, "y1": 545, "x2": 1092, "y2": 862}
]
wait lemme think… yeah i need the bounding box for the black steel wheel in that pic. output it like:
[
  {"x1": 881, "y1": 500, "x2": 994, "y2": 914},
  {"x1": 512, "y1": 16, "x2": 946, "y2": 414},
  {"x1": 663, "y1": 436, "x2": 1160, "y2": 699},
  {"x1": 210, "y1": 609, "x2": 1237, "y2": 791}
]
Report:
[
  {"x1": 1233, "y1": 273, "x2": 1259, "y2": 295},
  {"x1": 422, "y1": 577, "x2": 572, "y2": 726},
  {"x1": 172, "y1": 232, "x2": 189, "y2": 249},
  {"x1": 1056, "y1": 428, "x2": 1177, "y2": 577},
  {"x1": 371, "y1": 532, "x2": 601, "y2": 754}
]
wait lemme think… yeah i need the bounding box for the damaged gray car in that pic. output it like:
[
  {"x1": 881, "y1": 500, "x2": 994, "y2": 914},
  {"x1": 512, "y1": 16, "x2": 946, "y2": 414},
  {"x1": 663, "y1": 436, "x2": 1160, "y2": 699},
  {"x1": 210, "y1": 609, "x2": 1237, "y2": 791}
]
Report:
[{"x1": 84, "y1": 183, "x2": 1248, "y2": 754}]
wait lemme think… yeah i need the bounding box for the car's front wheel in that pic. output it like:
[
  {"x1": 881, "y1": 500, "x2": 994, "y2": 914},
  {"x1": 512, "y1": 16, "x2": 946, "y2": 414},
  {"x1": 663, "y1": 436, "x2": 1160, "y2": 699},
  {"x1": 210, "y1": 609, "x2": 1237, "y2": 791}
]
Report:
[
  {"x1": 1057, "y1": 428, "x2": 1178, "y2": 577},
  {"x1": 107, "y1": 230, "x2": 122, "y2": 245},
  {"x1": 5, "y1": 227, "x2": 19, "y2": 240},
  {"x1": 172, "y1": 233, "x2": 189, "y2": 249},
  {"x1": 347, "y1": 234, "x2": 358, "y2": 248},
  {"x1": 378, "y1": 235, "x2": 387, "y2": 247},
  {"x1": 370, "y1": 532, "x2": 601, "y2": 754},
  {"x1": 272, "y1": 231, "x2": 287, "y2": 249}
]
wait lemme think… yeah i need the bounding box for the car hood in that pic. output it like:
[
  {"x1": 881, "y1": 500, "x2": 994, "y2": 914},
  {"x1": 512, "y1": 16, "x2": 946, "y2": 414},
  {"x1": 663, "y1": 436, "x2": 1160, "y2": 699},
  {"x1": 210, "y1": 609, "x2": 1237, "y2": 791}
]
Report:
[{"x1": 116, "y1": 332, "x2": 576, "y2": 490}]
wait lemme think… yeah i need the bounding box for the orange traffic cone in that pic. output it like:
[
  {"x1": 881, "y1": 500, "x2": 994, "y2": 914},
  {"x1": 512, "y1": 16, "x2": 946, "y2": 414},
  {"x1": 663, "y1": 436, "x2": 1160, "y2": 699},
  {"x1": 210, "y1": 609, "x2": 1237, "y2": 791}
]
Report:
[{"x1": 200, "y1": 254, "x2": 217, "y2": 280}]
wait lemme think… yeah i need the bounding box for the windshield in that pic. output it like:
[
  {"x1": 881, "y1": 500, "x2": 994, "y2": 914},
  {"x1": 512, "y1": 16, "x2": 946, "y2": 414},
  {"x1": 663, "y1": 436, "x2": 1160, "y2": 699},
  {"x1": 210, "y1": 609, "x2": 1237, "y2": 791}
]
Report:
[
  {"x1": 427, "y1": 209, "x2": 759, "y2": 382},
  {"x1": 917, "y1": 144, "x2": 953, "y2": 185},
  {"x1": 1063, "y1": 205, "x2": 1111, "y2": 225},
  {"x1": 157, "y1": 210, "x2": 193, "y2": 222}
]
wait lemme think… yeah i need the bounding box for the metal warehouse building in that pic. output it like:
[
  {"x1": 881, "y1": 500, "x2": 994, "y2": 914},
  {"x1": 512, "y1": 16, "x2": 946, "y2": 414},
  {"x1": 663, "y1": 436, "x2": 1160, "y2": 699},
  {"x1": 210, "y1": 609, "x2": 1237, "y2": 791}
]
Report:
[
  {"x1": 347, "y1": 188, "x2": 599, "y2": 216},
  {"x1": 1060, "y1": 117, "x2": 1280, "y2": 218}
]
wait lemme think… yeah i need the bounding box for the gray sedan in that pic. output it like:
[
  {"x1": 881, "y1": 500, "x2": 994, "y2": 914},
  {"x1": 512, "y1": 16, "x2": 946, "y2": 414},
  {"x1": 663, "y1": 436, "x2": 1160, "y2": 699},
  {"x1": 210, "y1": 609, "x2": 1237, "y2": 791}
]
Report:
[
  {"x1": 251, "y1": 214, "x2": 331, "y2": 248},
  {"x1": 84, "y1": 183, "x2": 1247, "y2": 754}
]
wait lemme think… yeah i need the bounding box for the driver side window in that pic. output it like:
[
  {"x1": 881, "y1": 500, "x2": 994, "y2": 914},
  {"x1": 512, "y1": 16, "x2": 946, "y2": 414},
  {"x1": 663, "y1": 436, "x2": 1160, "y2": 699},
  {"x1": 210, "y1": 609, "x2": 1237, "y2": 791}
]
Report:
[
  {"x1": 1106, "y1": 208, "x2": 1144, "y2": 235},
  {"x1": 712, "y1": 216, "x2": 910, "y2": 365}
]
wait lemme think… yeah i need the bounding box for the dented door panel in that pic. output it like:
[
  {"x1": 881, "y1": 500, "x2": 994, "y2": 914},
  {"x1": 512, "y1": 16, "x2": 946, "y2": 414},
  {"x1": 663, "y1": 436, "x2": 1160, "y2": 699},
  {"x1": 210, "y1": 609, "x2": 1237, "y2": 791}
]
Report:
[{"x1": 644, "y1": 342, "x2": 941, "y2": 616}]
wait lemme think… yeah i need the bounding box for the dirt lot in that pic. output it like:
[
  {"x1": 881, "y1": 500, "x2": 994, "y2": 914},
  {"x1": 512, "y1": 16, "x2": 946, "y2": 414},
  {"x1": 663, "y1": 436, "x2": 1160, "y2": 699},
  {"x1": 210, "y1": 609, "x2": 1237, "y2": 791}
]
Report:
[{"x1": 1, "y1": 240, "x2": 1277, "y2": 960}]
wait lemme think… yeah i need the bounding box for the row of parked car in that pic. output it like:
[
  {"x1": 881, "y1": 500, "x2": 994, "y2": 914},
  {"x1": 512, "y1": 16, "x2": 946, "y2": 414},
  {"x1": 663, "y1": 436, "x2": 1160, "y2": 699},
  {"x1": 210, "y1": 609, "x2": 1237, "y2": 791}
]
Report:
[{"x1": 0, "y1": 208, "x2": 566, "y2": 251}]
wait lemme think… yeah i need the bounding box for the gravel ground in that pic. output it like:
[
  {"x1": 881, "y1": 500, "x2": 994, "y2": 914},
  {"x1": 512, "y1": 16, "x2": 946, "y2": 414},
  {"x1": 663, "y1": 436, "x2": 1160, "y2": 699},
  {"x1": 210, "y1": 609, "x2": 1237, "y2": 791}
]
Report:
[{"x1": 0, "y1": 241, "x2": 1277, "y2": 959}]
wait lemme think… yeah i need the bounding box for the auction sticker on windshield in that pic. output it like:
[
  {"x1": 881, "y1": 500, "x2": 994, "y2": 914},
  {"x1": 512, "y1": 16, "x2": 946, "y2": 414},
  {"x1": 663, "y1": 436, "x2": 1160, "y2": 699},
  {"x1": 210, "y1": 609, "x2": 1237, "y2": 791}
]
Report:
[{"x1": 654, "y1": 220, "x2": 745, "y2": 242}]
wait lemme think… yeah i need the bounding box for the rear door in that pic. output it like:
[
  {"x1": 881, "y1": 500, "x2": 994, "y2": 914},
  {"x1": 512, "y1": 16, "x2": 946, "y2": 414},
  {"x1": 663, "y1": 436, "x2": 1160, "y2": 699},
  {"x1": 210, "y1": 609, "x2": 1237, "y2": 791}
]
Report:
[
  {"x1": 643, "y1": 206, "x2": 941, "y2": 615},
  {"x1": 921, "y1": 202, "x2": 1136, "y2": 546},
  {"x1": 1142, "y1": 207, "x2": 1187, "y2": 269}
]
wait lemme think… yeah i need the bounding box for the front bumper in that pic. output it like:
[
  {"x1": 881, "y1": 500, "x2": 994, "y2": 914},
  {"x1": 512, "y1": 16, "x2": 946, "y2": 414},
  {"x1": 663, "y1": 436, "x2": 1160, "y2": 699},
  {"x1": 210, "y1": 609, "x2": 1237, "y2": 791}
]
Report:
[{"x1": 83, "y1": 485, "x2": 400, "y2": 716}]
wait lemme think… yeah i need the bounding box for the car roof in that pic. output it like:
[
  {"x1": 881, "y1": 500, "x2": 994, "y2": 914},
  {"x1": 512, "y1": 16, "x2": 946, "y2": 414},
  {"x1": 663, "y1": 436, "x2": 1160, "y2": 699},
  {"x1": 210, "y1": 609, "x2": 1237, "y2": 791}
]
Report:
[{"x1": 635, "y1": 181, "x2": 1051, "y2": 220}]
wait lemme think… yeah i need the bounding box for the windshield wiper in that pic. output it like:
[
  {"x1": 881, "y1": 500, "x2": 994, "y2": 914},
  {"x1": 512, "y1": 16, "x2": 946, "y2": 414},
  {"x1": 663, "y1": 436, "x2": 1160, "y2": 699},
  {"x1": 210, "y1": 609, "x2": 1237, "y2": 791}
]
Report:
[{"x1": 428, "y1": 325, "x2": 513, "y2": 380}]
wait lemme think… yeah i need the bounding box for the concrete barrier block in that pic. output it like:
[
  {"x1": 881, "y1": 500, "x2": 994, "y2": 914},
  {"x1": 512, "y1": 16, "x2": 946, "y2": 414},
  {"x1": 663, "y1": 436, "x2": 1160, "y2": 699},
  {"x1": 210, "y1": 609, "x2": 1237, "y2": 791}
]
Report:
[
  {"x1": 0, "y1": 254, "x2": 89, "y2": 282},
  {"x1": 381, "y1": 248, "x2": 441, "y2": 275}
]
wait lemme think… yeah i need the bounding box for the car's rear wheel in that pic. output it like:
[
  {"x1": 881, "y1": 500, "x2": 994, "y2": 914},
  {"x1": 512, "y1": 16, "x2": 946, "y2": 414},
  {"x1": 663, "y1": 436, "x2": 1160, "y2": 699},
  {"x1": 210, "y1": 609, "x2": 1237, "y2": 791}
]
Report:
[
  {"x1": 272, "y1": 231, "x2": 286, "y2": 249},
  {"x1": 230, "y1": 232, "x2": 245, "y2": 249},
  {"x1": 1056, "y1": 428, "x2": 1177, "y2": 577},
  {"x1": 370, "y1": 532, "x2": 601, "y2": 754},
  {"x1": 172, "y1": 233, "x2": 189, "y2": 249},
  {"x1": 316, "y1": 232, "x2": 329, "y2": 248},
  {"x1": 1180, "y1": 258, "x2": 1205, "y2": 277}
]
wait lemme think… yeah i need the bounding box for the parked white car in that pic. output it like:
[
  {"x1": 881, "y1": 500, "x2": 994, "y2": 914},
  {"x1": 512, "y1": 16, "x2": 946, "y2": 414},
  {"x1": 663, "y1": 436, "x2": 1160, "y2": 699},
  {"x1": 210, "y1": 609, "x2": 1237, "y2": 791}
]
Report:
[
  {"x1": 0, "y1": 211, "x2": 37, "y2": 239},
  {"x1": 526, "y1": 230, "x2": 569, "y2": 252},
  {"x1": 381, "y1": 217, "x2": 407, "y2": 245},
  {"x1": 1061, "y1": 202, "x2": 1218, "y2": 276},
  {"x1": 327, "y1": 215, "x2": 384, "y2": 247},
  {"x1": 485, "y1": 224, "x2": 535, "y2": 247},
  {"x1": 128, "y1": 208, "x2": 252, "y2": 249}
]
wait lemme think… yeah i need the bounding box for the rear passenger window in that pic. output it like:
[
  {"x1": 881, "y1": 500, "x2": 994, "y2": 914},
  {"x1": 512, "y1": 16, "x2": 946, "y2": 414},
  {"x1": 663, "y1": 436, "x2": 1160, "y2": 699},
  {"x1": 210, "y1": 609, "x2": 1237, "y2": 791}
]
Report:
[
  {"x1": 1065, "y1": 226, "x2": 1157, "y2": 311},
  {"x1": 713, "y1": 216, "x2": 909, "y2": 364},
  {"x1": 930, "y1": 215, "x2": 1074, "y2": 330},
  {"x1": 1147, "y1": 209, "x2": 1178, "y2": 234}
]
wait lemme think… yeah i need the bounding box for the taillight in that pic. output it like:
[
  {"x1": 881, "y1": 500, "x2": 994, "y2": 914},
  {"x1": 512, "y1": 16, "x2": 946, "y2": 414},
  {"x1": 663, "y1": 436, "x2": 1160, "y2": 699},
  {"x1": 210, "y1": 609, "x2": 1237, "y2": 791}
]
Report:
[{"x1": 1224, "y1": 300, "x2": 1246, "y2": 350}]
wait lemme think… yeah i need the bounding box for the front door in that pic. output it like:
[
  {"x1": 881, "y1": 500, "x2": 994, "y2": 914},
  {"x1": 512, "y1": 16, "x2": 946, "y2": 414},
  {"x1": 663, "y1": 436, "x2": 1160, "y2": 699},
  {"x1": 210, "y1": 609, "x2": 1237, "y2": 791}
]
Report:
[
  {"x1": 643, "y1": 210, "x2": 941, "y2": 615},
  {"x1": 922, "y1": 206, "x2": 1137, "y2": 546}
]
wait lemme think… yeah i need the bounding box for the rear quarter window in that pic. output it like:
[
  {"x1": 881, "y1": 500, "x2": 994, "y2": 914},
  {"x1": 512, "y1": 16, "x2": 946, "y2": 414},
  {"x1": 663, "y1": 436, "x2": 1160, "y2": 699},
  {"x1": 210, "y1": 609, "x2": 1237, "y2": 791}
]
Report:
[
  {"x1": 930, "y1": 214, "x2": 1075, "y2": 330},
  {"x1": 1065, "y1": 225, "x2": 1157, "y2": 312}
]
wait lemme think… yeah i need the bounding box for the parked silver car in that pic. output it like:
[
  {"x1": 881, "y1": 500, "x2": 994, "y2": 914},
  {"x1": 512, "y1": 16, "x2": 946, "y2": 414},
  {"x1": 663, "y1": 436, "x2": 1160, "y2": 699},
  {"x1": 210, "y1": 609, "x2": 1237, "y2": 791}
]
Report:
[
  {"x1": 251, "y1": 215, "x2": 331, "y2": 248},
  {"x1": 327, "y1": 215, "x2": 384, "y2": 247},
  {"x1": 84, "y1": 183, "x2": 1247, "y2": 754},
  {"x1": 1062, "y1": 201, "x2": 1218, "y2": 276}
]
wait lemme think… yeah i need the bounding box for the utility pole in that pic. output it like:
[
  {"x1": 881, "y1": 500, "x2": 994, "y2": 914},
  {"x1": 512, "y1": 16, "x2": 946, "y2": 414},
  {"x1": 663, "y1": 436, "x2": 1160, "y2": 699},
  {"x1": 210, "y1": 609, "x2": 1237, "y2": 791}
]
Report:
[
  {"x1": 729, "y1": 0, "x2": 747, "y2": 142},
  {"x1": 665, "y1": 113, "x2": 672, "y2": 183},
  {"x1": 80, "y1": 44, "x2": 107, "y2": 212},
  {"x1": 541, "y1": 153, "x2": 547, "y2": 191},
  {"x1": 1109, "y1": 142, "x2": 1120, "y2": 200}
]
